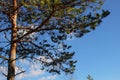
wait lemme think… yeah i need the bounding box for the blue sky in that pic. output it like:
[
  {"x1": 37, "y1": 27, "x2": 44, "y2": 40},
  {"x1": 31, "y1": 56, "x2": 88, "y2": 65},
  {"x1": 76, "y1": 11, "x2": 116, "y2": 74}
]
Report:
[
  {"x1": 70, "y1": 0, "x2": 120, "y2": 80},
  {"x1": 0, "y1": 0, "x2": 120, "y2": 80}
]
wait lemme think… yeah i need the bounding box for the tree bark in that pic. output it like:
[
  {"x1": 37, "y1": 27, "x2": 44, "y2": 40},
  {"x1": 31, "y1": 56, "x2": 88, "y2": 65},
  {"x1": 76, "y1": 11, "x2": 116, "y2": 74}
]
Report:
[{"x1": 7, "y1": 0, "x2": 17, "y2": 80}]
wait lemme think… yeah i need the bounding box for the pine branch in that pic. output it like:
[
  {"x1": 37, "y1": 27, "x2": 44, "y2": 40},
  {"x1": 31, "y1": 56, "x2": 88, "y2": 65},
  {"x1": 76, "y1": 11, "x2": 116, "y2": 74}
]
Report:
[
  {"x1": 15, "y1": 7, "x2": 56, "y2": 43},
  {"x1": 15, "y1": 1, "x2": 83, "y2": 42}
]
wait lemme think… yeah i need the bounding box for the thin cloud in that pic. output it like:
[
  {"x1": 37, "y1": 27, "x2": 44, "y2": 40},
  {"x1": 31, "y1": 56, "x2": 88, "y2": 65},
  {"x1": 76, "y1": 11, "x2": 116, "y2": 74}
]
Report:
[
  {"x1": 16, "y1": 59, "x2": 45, "y2": 80},
  {"x1": 0, "y1": 57, "x2": 57, "y2": 80},
  {"x1": 39, "y1": 75, "x2": 57, "y2": 80},
  {"x1": 16, "y1": 68, "x2": 45, "y2": 80}
]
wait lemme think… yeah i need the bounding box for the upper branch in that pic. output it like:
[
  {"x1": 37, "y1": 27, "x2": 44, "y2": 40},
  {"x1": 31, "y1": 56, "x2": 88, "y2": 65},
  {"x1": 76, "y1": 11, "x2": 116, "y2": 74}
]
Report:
[
  {"x1": 14, "y1": 1, "x2": 82, "y2": 43},
  {"x1": 15, "y1": 7, "x2": 56, "y2": 43}
]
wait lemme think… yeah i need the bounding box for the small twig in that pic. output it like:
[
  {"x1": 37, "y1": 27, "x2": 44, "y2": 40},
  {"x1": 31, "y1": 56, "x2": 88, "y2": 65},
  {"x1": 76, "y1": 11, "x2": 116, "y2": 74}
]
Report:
[
  {"x1": 4, "y1": 32, "x2": 10, "y2": 42},
  {"x1": 0, "y1": 55, "x2": 8, "y2": 60},
  {"x1": 0, "y1": 28, "x2": 11, "y2": 32},
  {"x1": 2, "y1": 72, "x2": 7, "y2": 77},
  {"x1": 15, "y1": 70, "x2": 26, "y2": 76}
]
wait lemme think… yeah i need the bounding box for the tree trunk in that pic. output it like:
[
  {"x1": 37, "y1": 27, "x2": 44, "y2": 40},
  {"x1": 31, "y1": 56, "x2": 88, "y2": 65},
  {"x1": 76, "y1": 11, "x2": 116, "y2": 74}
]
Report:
[{"x1": 7, "y1": 0, "x2": 17, "y2": 80}]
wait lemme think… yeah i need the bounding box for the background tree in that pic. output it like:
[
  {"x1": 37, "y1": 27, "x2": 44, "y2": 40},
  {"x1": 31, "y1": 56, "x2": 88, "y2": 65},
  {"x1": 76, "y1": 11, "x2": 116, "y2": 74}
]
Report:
[
  {"x1": 87, "y1": 75, "x2": 94, "y2": 80},
  {"x1": 0, "y1": 0, "x2": 110, "y2": 80}
]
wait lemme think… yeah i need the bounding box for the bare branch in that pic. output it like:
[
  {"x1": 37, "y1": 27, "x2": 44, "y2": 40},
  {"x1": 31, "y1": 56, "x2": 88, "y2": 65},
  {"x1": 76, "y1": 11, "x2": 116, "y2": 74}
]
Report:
[
  {"x1": 17, "y1": 26, "x2": 33, "y2": 30},
  {"x1": 2, "y1": 70, "x2": 25, "y2": 77},
  {"x1": 0, "y1": 28, "x2": 11, "y2": 32},
  {"x1": 0, "y1": 55, "x2": 8, "y2": 60},
  {"x1": 2, "y1": 72, "x2": 7, "y2": 77},
  {"x1": 4, "y1": 32, "x2": 10, "y2": 42},
  {"x1": 15, "y1": 70, "x2": 26, "y2": 76}
]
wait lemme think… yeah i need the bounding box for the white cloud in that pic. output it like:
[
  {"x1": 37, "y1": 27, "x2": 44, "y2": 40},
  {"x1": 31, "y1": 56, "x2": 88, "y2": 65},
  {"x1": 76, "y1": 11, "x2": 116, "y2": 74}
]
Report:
[
  {"x1": 0, "y1": 66, "x2": 7, "y2": 72},
  {"x1": 16, "y1": 59, "x2": 45, "y2": 80},
  {"x1": 0, "y1": 57, "x2": 56, "y2": 80},
  {"x1": 16, "y1": 60, "x2": 57, "y2": 80},
  {"x1": 16, "y1": 70, "x2": 58, "y2": 80},
  {"x1": 19, "y1": 59, "x2": 30, "y2": 65},
  {"x1": 26, "y1": 69, "x2": 45, "y2": 77},
  {"x1": 0, "y1": 74, "x2": 6, "y2": 80},
  {"x1": 16, "y1": 68, "x2": 45, "y2": 80},
  {"x1": 39, "y1": 75, "x2": 57, "y2": 80},
  {"x1": 0, "y1": 66, "x2": 7, "y2": 76},
  {"x1": 16, "y1": 73, "x2": 24, "y2": 80},
  {"x1": 0, "y1": 66, "x2": 7, "y2": 80}
]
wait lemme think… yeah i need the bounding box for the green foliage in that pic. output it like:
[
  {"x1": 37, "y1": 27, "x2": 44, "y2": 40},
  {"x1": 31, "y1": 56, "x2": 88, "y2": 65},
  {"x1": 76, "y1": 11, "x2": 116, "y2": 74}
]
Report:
[{"x1": 0, "y1": 0, "x2": 110, "y2": 76}]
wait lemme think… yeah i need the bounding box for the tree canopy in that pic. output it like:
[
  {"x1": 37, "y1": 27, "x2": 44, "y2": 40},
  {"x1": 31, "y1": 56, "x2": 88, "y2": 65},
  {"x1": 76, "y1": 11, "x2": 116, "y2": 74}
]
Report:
[{"x1": 0, "y1": 0, "x2": 110, "y2": 80}]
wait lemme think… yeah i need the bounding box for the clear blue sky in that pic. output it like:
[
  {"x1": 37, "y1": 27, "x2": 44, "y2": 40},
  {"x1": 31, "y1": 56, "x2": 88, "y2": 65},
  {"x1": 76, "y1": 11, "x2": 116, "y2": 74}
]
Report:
[{"x1": 69, "y1": 0, "x2": 120, "y2": 80}]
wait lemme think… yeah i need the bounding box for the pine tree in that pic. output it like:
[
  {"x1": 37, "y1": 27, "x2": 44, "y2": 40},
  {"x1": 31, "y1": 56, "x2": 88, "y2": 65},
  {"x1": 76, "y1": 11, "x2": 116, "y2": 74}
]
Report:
[{"x1": 0, "y1": 0, "x2": 110, "y2": 80}]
